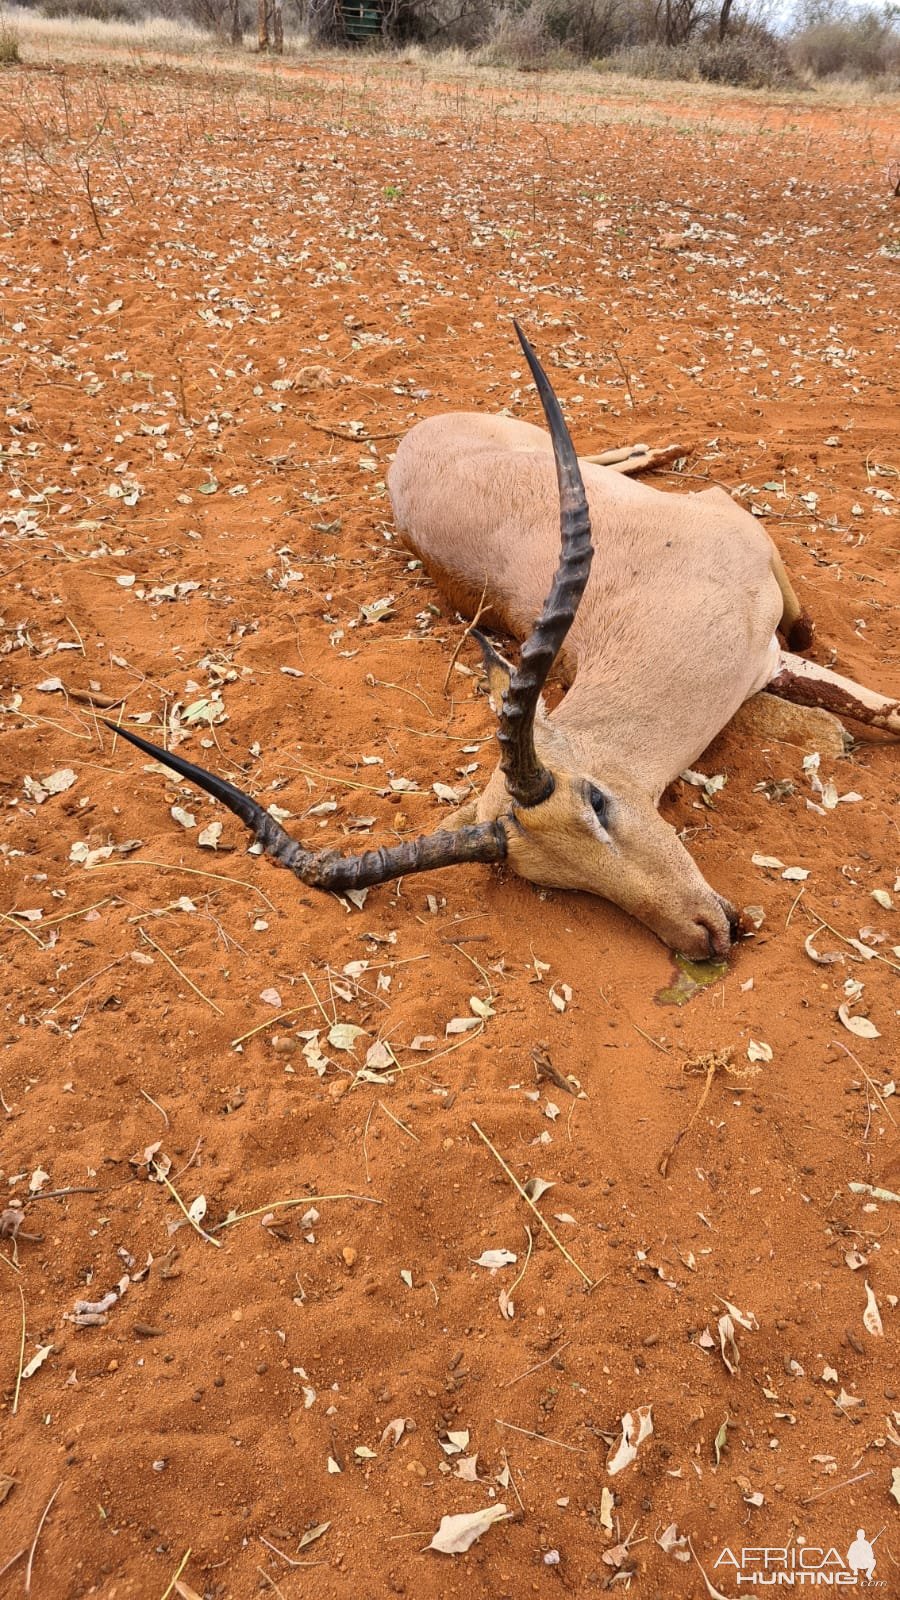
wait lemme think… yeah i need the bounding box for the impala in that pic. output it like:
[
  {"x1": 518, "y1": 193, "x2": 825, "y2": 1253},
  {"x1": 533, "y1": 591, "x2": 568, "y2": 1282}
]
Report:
[{"x1": 107, "y1": 325, "x2": 898, "y2": 959}]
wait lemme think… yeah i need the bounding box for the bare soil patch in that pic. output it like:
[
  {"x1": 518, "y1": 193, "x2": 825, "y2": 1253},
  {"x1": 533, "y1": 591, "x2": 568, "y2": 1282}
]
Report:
[{"x1": 0, "y1": 51, "x2": 898, "y2": 1599}]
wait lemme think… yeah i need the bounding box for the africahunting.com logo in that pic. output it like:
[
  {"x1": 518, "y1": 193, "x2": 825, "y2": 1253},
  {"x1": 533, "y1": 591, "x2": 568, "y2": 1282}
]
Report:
[{"x1": 714, "y1": 1530, "x2": 887, "y2": 1587}]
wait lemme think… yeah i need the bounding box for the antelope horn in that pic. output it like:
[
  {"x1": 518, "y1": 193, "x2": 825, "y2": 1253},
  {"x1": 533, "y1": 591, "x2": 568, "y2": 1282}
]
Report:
[
  {"x1": 497, "y1": 321, "x2": 594, "y2": 808},
  {"x1": 104, "y1": 722, "x2": 507, "y2": 892}
]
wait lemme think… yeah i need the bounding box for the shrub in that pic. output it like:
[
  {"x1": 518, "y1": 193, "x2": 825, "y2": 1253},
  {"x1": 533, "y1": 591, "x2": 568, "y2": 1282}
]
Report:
[
  {"x1": 789, "y1": 10, "x2": 900, "y2": 78},
  {"x1": 605, "y1": 25, "x2": 792, "y2": 87},
  {"x1": 0, "y1": 11, "x2": 20, "y2": 58}
]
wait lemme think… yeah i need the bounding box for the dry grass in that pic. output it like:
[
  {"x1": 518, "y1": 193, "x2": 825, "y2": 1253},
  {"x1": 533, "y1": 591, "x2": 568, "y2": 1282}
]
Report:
[{"x1": 6, "y1": 5, "x2": 899, "y2": 115}]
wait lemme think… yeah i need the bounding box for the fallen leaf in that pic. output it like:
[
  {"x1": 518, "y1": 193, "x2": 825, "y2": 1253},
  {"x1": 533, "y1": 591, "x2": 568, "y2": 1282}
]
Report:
[
  {"x1": 862, "y1": 1280, "x2": 884, "y2": 1337},
  {"x1": 890, "y1": 1468, "x2": 900, "y2": 1507},
  {"x1": 606, "y1": 1405, "x2": 653, "y2": 1475},
  {"x1": 804, "y1": 929, "x2": 842, "y2": 965},
  {"x1": 747, "y1": 1040, "x2": 772, "y2": 1063},
  {"x1": 21, "y1": 1345, "x2": 53, "y2": 1380},
  {"x1": 439, "y1": 1429, "x2": 470, "y2": 1455},
  {"x1": 838, "y1": 1004, "x2": 880, "y2": 1039},
  {"x1": 445, "y1": 1016, "x2": 480, "y2": 1035},
  {"x1": 380, "y1": 1418, "x2": 407, "y2": 1447},
  {"x1": 751, "y1": 854, "x2": 784, "y2": 870},
  {"x1": 523, "y1": 1177, "x2": 554, "y2": 1202},
  {"x1": 170, "y1": 805, "x2": 196, "y2": 830},
  {"x1": 472, "y1": 1249, "x2": 517, "y2": 1269},
  {"x1": 656, "y1": 1522, "x2": 690, "y2": 1560},
  {"x1": 328, "y1": 1023, "x2": 367, "y2": 1052},
  {"x1": 428, "y1": 1503, "x2": 508, "y2": 1554}
]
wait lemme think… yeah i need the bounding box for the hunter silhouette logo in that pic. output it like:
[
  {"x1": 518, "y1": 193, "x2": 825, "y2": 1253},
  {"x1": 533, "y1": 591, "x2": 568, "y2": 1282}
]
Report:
[
  {"x1": 713, "y1": 1528, "x2": 884, "y2": 1586},
  {"x1": 847, "y1": 1531, "x2": 877, "y2": 1582}
]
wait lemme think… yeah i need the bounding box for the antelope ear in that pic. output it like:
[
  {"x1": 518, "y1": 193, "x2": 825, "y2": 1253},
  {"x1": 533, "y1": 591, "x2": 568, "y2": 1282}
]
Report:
[{"x1": 471, "y1": 628, "x2": 513, "y2": 715}]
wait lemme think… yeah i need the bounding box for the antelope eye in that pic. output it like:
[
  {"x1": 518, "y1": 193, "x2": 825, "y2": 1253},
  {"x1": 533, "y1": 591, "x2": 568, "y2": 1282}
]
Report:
[{"x1": 587, "y1": 784, "x2": 609, "y2": 828}]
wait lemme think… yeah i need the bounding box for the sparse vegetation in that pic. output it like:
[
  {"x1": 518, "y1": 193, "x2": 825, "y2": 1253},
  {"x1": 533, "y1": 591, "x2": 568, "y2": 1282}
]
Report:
[
  {"x1": 6, "y1": 0, "x2": 899, "y2": 87},
  {"x1": 0, "y1": 8, "x2": 21, "y2": 58}
]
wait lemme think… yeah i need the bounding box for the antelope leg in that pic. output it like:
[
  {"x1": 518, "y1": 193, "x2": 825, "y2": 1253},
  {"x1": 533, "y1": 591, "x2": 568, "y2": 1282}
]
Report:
[
  {"x1": 582, "y1": 442, "x2": 686, "y2": 476},
  {"x1": 768, "y1": 651, "x2": 900, "y2": 736}
]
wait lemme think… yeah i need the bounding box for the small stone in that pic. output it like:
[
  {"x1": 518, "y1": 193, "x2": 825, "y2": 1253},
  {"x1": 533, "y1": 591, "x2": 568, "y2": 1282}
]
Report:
[
  {"x1": 329, "y1": 1077, "x2": 350, "y2": 1102},
  {"x1": 342, "y1": 1246, "x2": 358, "y2": 1269}
]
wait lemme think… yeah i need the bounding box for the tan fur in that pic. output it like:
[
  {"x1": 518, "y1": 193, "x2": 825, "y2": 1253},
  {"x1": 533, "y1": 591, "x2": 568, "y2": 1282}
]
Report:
[{"x1": 388, "y1": 412, "x2": 895, "y2": 958}]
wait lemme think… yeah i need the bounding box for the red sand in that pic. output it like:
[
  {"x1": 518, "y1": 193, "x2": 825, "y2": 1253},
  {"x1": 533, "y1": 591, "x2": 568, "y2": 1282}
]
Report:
[{"x1": 0, "y1": 53, "x2": 898, "y2": 1598}]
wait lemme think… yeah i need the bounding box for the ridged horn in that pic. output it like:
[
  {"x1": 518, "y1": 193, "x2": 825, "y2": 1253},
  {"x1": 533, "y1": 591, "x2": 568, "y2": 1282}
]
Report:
[
  {"x1": 496, "y1": 321, "x2": 593, "y2": 807},
  {"x1": 105, "y1": 722, "x2": 507, "y2": 892}
]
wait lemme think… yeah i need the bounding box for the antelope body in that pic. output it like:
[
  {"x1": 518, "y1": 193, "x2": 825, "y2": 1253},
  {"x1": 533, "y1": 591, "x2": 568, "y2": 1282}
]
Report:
[{"x1": 108, "y1": 326, "x2": 899, "y2": 961}]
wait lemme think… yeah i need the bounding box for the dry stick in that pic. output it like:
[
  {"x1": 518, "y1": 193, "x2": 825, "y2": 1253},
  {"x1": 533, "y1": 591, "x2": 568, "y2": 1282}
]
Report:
[
  {"x1": 150, "y1": 1161, "x2": 221, "y2": 1249},
  {"x1": 159, "y1": 1547, "x2": 192, "y2": 1600},
  {"x1": 11, "y1": 1280, "x2": 26, "y2": 1416},
  {"x1": 25, "y1": 1187, "x2": 98, "y2": 1205},
  {"x1": 0, "y1": 910, "x2": 47, "y2": 950},
  {"x1": 257, "y1": 1566, "x2": 289, "y2": 1599},
  {"x1": 804, "y1": 902, "x2": 900, "y2": 977},
  {"x1": 0, "y1": 1548, "x2": 26, "y2": 1582},
  {"x1": 378, "y1": 1101, "x2": 419, "y2": 1142},
  {"x1": 214, "y1": 1193, "x2": 382, "y2": 1231},
  {"x1": 470, "y1": 1122, "x2": 595, "y2": 1288},
  {"x1": 140, "y1": 1088, "x2": 170, "y2": 1128},
  {"x1": 24, "y1": 1484, "x2": 60, "y2": 1596},
  {"x1": 139, "y1": 927, "x2": 223, "y2": 1017},
  {"x1": 90, "y1": 859, "x2": 278, "y2": 913},
  {"x1": 657, "y1": 1056, "x2": 721, "y2": 1178},
  {"x1": 231, "y1": 1001, "x2": 320, "y2": 1049},
  {"x1": 832, "y1": 1039, "x2": 897, "y2": 1128},
  {"x1": 40, "y1": 958, "x2": 122, "y2": 1019},
  {"x1": 501, "y1": 1335, "x2": 570, "y2": 1390},
  {"x1": 507, "y1": 1223, "x2": 534, "y2": 1300},
  {"x1": 258, "y1": 1534, "x2": 325, "y2": 1568},
  {"x1": 442, "y1": 579, "x2": 490, "y2": 696},
  {"x1": 802, "y1": 1468, "x2": 874, "y2": 1505},
  {"x1": 611, "y1": 345, "x2": 636, "y2": 408},
  {"x1": 301, "y1": 970, "x2": 333, "y2": 1028},
  {"x1": 494, "y1": 1418, "x2": 587, "y2": 1454}
]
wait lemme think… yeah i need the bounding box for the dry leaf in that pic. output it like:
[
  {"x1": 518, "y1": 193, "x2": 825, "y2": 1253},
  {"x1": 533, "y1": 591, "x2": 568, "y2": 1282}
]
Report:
[
  {"x1": 838, "y1": 1004, "x2": 880, "y2": 1039},
  {"x1": 173, "y1": 1581, "x2": 204, "y2": 1600},
  {"x1": 21, "y1": 1345, "x2": 53, "y2": 1380},
  {"x1": 428, "y1": 1503, "x2": 508, "y2": 1554},
  {"x1": 380, "y1": 1419, "x2": 407, "y2": 1447},
  {"x1": 439, "y1": 1429, "x2": 470, "y2": 1456},
  {"x1": 328, "y1": 1023, "x2": 367, "y2": 1052},
  {"x1": 804, "y1": 929, "x2": 842, "y2": 965},
  {"x1": 747, "y1": 1040, "x2": 772, "y2": 1063},
  {"x1": 599, "y1": 1485, "x2": 614, "y2": 1532},
  {"x1": 473, "y1": 1248, "x2": 516, "y2": 1269},
  {"x1": 170, "y1": 805, "x2": 196, "y2": 830},
  {"x1": 445, "y1": 1016, "x2": 480, "y2": 1035},
  {"x1": 862, "y1": 1280, "x2": 884, "y2": 1337},
  {"x1": 656, "y1": 1523, "x2": 690, "y2": 1561},
  {"x1": 890, "y1": 1467, "x2": 900, "y2": 1506},
  {"x1": 606, "y1": 1405, "x2": 653, "y2": 1475}
]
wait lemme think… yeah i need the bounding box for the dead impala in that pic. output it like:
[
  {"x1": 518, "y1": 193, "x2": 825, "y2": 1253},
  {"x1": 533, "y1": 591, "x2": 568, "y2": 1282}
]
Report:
[{"x1": 108, "y1": 325, "x2": 899, "y2": 959}]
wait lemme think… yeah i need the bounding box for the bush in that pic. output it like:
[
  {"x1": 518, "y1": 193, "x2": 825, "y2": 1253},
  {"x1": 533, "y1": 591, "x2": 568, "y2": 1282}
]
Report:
[
  {"x1": 0, "y1": 10, "x2": 20, "y2": 56},
  {"x1": 606, "y1": 24, "x2": 793, "y2": 87},
  {"x1": 789, "y1": 10, "x2": 900, "y2": 78},
  {"x1": 40, "y1": 0, "x2": 135, "y2": 19}
]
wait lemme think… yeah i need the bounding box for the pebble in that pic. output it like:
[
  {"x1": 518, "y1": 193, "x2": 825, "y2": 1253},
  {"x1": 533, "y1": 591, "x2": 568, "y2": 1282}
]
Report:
[{"x1": 342, "y1": 1246, "x2": 358, "y2": 1269}]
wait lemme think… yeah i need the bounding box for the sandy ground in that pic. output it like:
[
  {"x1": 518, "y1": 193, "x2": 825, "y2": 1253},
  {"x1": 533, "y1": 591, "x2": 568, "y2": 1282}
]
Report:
[{"x1": 0, "y1": 41, "x2": 898, "y2": 1600}]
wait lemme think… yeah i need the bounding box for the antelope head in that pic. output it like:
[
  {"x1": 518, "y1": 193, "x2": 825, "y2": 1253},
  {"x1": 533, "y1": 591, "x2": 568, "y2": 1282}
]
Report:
[{"x1": 107, "y1": 323, "x2": 736, "y2": 960}]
